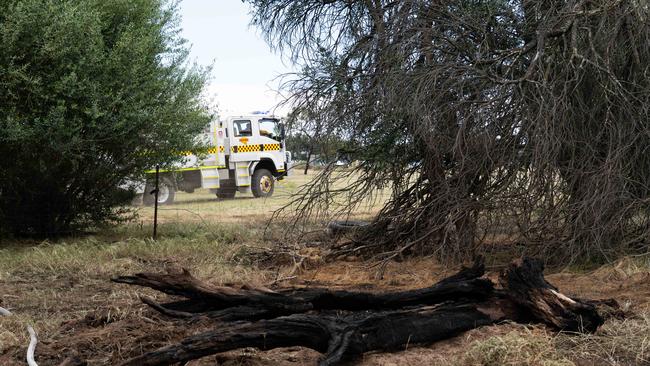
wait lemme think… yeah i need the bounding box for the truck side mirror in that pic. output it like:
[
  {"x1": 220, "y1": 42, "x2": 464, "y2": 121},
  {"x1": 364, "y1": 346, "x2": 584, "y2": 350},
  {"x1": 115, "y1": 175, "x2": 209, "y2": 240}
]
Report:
[{"x1": 280, "y1": 124, "x2": 286, "y2": 140}]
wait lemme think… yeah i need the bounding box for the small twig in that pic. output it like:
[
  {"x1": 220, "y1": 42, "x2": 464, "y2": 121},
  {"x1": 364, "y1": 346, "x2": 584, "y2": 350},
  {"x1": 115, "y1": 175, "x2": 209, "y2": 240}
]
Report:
[
  {"x1": 266, "y1": 275, "x2": 297, "y2": 287},
  {"x1": 140, "y1": 296, "x2": 193, "y2": 319}
]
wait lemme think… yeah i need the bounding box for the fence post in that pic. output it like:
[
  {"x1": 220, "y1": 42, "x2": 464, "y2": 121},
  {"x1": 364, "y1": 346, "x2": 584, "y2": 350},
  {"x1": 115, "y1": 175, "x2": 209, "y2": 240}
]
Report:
[{"x1": 153, "y1": 165, "x2": 159, "y2": 240}]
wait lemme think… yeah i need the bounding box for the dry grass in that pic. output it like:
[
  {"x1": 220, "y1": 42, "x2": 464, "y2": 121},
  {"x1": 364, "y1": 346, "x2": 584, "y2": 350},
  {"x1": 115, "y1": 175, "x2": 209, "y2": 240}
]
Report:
[
  {"x1": 588, "y1": 255, "x2": 650, "y2": 280},
  {"x1": 0, "y1": 171, "x2": 335, "y2": 364},
  {"x1": 461, "y1": 326, "x2": 575, "y2": 366},
  {"x1": 0, "y1": 171, "x2": 649, "y2": 365},
  {"x1": 460, "y1": 315, "x2": 650, "y2": 366},
  {"x1": 558, "y1": 314, "x2": 650, "y2": 365},
  {"x1": 0, "y1": 224, "x2": 273, "y2": 362},
  {"x1": 135, "y1": 170, "x2": 386, "y2": 226}
]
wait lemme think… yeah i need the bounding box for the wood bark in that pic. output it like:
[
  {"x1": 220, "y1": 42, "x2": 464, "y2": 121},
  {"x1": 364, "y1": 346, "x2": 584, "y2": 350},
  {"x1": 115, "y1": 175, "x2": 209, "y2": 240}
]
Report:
[
  {"x1": 111, "y1": 258, "x2": 612, "y2": 366},
  {"x1": 112, "y1": 260, "x2": 493, "y2": 319}
]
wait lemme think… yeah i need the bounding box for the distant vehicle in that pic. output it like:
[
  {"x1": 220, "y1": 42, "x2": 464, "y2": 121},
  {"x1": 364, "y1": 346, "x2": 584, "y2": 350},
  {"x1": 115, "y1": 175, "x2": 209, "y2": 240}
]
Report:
[
  {"x1": 334, "y1": 159, "x2": 349, "y2": 167},
  {"x1": 139, "y1": 114, "x2": 292, "y2": 205}
]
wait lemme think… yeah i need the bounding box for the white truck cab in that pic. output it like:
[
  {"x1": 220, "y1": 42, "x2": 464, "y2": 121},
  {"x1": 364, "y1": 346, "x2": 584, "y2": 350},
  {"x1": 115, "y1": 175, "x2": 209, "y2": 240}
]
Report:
[{"x1": 142, "y1": 114, "x2": 291, "y2": 205}]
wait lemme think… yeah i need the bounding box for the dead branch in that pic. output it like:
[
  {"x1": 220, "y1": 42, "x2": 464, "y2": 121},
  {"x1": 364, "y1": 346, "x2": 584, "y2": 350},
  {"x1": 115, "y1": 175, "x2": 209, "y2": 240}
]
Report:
[
  {"x1": 112, "y1": 259, "x2": 493, "y2": 318},
  {"x1": 27, "y1": 325, "x2": 38, "y2": 366},
  {"x1": 113, "y1": 257, "x2": 612, "y2": 366}
]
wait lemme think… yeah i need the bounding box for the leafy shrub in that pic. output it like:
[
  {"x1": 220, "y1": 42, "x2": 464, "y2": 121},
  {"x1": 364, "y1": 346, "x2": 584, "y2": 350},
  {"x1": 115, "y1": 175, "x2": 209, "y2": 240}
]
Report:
[{"x1": 0, "y1": 0, "x2": 210, "y2": 235}]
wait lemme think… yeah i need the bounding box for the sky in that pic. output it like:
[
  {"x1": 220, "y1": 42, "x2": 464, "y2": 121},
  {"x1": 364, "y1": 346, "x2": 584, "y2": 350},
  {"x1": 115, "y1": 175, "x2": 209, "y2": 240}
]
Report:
[{"x1": 178, "y1": 0, "x2": 295, "y2": 116}]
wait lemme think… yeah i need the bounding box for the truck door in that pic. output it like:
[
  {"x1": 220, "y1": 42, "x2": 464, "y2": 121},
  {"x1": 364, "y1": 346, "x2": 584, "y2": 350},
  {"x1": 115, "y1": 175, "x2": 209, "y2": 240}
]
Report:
[
  {"x1": 228, "y1": 119, "x2": 260, "y2": 162},
  {"x1": 257, "y1": 117, "x2": 286, "y2": 174}
]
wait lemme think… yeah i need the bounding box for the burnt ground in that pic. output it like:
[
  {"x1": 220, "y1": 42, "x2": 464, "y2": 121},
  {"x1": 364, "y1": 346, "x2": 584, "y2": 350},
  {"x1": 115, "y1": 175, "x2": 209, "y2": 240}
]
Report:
[{"x1": 1, "y1": 254, "x2": 649, "y2": 366}]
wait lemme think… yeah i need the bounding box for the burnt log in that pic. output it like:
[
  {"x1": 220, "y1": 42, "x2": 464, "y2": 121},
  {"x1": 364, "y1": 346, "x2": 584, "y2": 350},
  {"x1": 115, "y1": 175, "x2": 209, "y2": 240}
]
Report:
[
  {"x1": 500, "y1": 257, "x2": 604, "y2": 332},
  {"x1": 119, "y1": 302, "x2": 509, "y2": 366},
  {"x1": 113, "y1": 258, "x2": 613, "y2": 366},
  {"x1": 112, "y1": 268, "x2": 312, "y2": 314},
  {"x1": 111, "y1": 259, "x2": 493, "y2": 318}
]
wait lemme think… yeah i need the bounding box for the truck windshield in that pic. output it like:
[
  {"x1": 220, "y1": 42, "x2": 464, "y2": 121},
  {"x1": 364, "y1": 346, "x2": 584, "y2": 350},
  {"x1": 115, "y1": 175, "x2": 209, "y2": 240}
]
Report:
[{"x1": 258, "y1": 118, "x2": 281, "y2": 141}]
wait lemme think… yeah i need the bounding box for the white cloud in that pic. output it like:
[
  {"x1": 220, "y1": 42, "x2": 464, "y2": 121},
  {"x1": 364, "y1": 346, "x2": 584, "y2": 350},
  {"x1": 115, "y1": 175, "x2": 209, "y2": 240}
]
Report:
[{"x1": 206, "y1": 83, "x2": 292, "y2": 117}]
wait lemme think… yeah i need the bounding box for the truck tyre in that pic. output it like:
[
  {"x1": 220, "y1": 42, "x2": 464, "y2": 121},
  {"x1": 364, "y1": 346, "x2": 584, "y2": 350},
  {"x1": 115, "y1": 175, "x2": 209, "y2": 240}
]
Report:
[
  {"x1": 216, "y1": 188, "x2": 236, "y2": 199},
  {"x1": 326, "y1": 220, "x2": 370, "y2": 238},
  {"x1": 143, "y1": 176, "x2": 176, "y2": 206},
  {"x1": 251, "y1": 169, "x2": 274, "y2": 198}
]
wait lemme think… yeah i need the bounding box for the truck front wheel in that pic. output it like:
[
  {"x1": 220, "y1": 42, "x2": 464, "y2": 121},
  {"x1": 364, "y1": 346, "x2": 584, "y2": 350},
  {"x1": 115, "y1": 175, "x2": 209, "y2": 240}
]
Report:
[{"x1": 251, "y1": 169, "x2": 274, "y2": 198}]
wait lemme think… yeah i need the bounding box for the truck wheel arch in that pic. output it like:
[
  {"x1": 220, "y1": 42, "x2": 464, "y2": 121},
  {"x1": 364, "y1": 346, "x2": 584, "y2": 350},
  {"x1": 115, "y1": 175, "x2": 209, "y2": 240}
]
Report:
[{"x1": 250, "y1": 158, "x2": 278, "y2": 177}]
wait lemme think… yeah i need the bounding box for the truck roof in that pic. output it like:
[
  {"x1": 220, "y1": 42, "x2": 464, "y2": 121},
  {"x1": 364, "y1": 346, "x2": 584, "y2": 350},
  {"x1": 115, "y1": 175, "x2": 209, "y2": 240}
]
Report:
[{"x1": 224, "y1": 114, "x2": 279, "y2": 120}]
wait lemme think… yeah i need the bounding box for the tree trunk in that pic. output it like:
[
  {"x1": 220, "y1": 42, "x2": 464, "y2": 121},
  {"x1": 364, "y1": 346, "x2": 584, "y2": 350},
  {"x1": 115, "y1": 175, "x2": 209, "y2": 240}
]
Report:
[{"x1": 304, "y1": 146, "x2": 313, "y2": 175}]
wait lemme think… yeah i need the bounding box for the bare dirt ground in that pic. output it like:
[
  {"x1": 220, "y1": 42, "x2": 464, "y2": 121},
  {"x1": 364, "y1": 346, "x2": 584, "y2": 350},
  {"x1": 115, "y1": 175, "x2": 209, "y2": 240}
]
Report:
[{"x1": 1, "y1": 174, "x2": 649, "y2": 365}]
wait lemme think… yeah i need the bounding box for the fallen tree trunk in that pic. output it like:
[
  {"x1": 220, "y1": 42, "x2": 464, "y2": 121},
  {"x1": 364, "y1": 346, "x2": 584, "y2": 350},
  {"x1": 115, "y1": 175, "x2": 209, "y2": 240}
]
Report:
[
  {"x1": 120, "y1": 302, "x2": 507, "y2": 366},
  {"x1": 112, "y1": 258, "x2": 612, "y2": 366},
  {"x1": 112, "y1": 259, "x2": 493, "y2": 319}
]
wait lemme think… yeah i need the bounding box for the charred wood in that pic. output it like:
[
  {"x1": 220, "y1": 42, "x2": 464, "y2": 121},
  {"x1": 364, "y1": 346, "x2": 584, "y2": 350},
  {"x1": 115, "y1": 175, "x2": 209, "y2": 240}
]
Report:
[{"x1": 113, "y1": 258, "x2": 615, "y2": 366}]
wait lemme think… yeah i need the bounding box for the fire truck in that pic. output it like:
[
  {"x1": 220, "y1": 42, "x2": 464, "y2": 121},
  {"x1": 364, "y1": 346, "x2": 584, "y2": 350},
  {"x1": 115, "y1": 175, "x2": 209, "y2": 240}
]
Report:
[{"x1": 141, "y1": 114, "x2": 291, "y2": 205}]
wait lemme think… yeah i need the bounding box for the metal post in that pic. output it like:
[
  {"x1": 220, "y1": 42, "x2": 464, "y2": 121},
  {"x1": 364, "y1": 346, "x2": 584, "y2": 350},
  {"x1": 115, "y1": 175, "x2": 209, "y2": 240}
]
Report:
[{"x1": 153, "y1": 165, "x2": 159, "y2": 240}]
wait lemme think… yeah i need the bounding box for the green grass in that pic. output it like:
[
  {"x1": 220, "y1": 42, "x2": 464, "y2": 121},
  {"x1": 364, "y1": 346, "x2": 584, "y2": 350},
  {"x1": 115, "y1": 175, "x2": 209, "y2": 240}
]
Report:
[
  {"x1": 0, "y1": 171, "x2": 332, "y2": 280},
  {"x1": 133, "y1": 170, "x2": 387, "y2": 228},
  {"x1": 0, "y1": 170, "x2": 352, "y2": 302},
  {"x1": 0, "y1": 224, "x2": 257, "y2": 279}
]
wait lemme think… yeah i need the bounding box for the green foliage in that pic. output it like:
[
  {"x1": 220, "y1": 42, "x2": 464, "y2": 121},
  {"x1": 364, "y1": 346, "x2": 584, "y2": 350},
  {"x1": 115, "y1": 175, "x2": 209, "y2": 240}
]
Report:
[
  {"x1": 0, "y1": 0, "x2": 210, "y2": 236},
  {"x1": 285, "y1": 117, "x2": 347, "y2": 165}
]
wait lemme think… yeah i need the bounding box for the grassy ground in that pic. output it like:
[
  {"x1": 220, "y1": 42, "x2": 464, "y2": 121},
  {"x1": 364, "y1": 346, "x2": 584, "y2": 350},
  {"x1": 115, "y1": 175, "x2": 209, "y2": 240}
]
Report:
[
  {"x1": 138, "y1": 169, "x2": 384, "y2": 226},
  {"x1": 1, "y1": 171, "x2": 649, "y2": 365}
]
